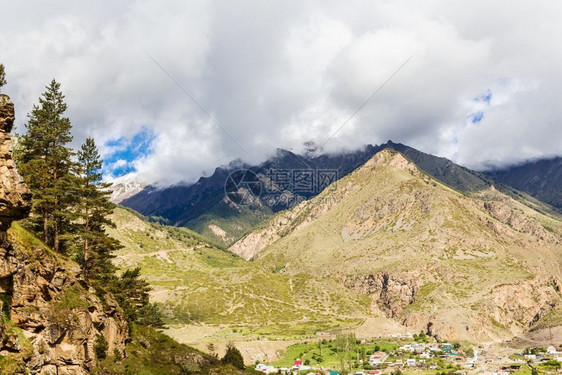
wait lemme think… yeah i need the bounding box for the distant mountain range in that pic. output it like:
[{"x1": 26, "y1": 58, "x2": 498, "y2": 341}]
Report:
[
  {"x1": 121, "y1": 145, "x2": 379, "y2": 245},
  {"x1": 119, "y1": 141, "x2": 561, "y2": 246},
  {"x1": 485, "y1": 156, "x2": 562, "y2": 211}
]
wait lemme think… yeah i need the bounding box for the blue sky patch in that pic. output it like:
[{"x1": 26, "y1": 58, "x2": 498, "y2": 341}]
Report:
[
  {"x1": 104, "y1": 127, "x2": 156, "y2": 177},
  {"x1": 470, "y1": 111, "x2": 485, "y2": 124}
]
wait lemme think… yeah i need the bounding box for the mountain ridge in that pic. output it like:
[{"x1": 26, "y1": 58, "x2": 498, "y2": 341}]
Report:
[{"x1": 120, "y1": 141, "x2": 561, "y2": 251}]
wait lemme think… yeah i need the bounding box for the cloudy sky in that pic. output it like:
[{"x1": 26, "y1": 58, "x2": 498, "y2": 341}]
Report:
[{"x1": 1, "y1": 0, "x2": 561, "y2": 184}]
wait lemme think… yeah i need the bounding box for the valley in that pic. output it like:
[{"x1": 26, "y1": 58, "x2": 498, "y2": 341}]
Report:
[
  {"x1": 3, "y1": 3, "x2": 562, "y2": 373},
  {"x1": 108, "y1": 147, "x2": 562, "y2": 372}
]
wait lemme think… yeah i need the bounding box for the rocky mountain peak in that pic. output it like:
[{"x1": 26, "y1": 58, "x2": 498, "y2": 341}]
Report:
[{"x1": 364, "y1": 148, "x2": 419, "y2": 174}]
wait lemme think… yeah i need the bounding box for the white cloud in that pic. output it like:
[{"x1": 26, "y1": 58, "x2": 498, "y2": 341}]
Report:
[{"x1": 1, "y1": 0, "x2": 561, "y2": 183}]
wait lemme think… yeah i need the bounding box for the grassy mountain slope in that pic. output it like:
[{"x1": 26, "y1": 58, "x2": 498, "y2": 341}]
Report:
[
  {"x1": 107, "y1": 207, "x2": 371, "y2": 339},
  {"x1": 230, "y1": 149, "x2": 562, "y2": 342}
]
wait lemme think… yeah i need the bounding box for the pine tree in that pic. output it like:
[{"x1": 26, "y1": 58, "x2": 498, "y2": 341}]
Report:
[
  {"x1": 0, "y1": 64, "x2": 6, "y2": 92},
  {"x1": 73, "y1": 137, "x2": 121, "y2": 281},
  {"x1": 108, "y1": 267, "x2": 151, "y2": 323},
  {"x1": 18, "y1": 79, "x2": 75, "y2": 252}
]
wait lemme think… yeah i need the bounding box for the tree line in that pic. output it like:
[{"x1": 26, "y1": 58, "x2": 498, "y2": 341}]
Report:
[{"x1": 10, "y1": 73, "x2": 163, "y2": 328}]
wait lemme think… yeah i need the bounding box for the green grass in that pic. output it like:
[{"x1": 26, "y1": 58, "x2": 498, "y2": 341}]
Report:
[
  {"x1": 56, "y1": 287, "x2": 90, "y2": 310},
  {"x1": 271, "y1": 339, "x2": 398, "y2": 368},
  {"x1": 186, "y1": 200, "x2": 273, "y2": 247},
  {"x1": 107, "y1": 207, "x2": 369, "y2": 337},
  {"x1": 5, "y1": 218, "x2": 258, "y2": 374}
]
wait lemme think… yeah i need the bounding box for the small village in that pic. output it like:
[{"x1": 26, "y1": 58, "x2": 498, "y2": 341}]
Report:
[{"x1": 253, "y1": 334, "x2": 562, "y2": 375}]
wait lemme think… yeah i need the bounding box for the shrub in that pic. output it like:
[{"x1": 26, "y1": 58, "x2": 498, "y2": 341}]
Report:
[
  {"x1": 95, "y1": 335, "x2": 108, "y2": 360},
  {"x1": 114, "y1": 348, "x2": 122, "y2": 361}
]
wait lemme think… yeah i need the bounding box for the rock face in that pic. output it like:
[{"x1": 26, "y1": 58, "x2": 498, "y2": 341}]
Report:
[
  {"x1": 345, "y1": 272, "x2": 420, "y2": 318},
  {"x1": 0, "y1": 94, "x2": 31, "y2": 232},
  {"x1": 0, "y1": 94, "x2": 129, "y2": 374}
]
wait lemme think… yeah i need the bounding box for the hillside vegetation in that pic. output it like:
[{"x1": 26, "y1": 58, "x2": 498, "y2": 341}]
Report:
[{"x1": 107, "y1": 207, "x2": 371, "y2": 339}]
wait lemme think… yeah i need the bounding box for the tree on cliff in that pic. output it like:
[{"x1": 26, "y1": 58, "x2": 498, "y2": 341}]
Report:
[
  {"x1": 0, "y1": 64, "x2": 6, "y2": 91},
  {"x1": 72, "y1": 137, "x2": 121, "y2": 281},
  {"x1": 17, "y1": 79, "x2": 75, "y2": 253}
]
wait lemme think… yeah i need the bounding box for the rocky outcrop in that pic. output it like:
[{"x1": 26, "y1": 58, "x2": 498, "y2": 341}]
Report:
[
  {"x1": 0, "y1": 94, "x2": 129, "y2": 374},
  {"x1": 346, "y1": 271, "x2": 562, "y2": 342},
  {"x1": 345, "y1": 272, "x2": 420, "y2": 318},
  {"x1": 483, "y1": 201, "x2": 559, "y2": 243},
  {"x1": 0, "y1": 94, "x2": 31, "y2": 233},
  {"x1": 482, "y1": 277, "x2": 561, "y2": 330}
]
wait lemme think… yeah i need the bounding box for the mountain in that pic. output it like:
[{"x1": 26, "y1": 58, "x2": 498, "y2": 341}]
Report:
[
  {"x1": 109, "y1": 173, "x2": 147, "y2": 204},
  {"x1": 382, "y1": 141, "x2": 491, "y2": 193},
  {"x1": 120, "y1": 141, "x2": 498, "y2": 248},
  {"x1": 121, "y1": 146, "x2": 379, "y2": 246},
  {"x1": 230, "y1": 148, "x2": 562, "y2": 342},
  {"x1": 121, "y1": 139, "x2": 560, "y2": 253},
  {"x1": 485, "y1": 157, "x2": 562, "y2": 211}
]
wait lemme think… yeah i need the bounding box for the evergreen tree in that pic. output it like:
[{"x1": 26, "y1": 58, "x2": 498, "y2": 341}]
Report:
[
  {"x1": 17, "y1": 79, "x2": 74, "y2": 253},
  {"x1": 108, "y1": 267, "x2": 151, "y2": 323},
  {"x1": 0, "y1": 64, "x2": 6, "y2": 91},
  {"x1": 221, "y1": 343, "x2": 245, "y2": 370},
  {"x1": 136, "y1": 303, "x2": 166, "y2": 328},
  {"x1": 73, "y1": 137, "x2": 121, "y2": 281}
]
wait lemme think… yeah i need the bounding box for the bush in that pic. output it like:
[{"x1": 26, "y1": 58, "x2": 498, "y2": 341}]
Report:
[
  {"x1": 222, "y1": 343, "x2": 244, "y2": 370},
  {"x1": 95, "y1": 335, "x2": 108, "y2": 360},
  {"x1": 304, "y1": 359, "x2": 310, "y2": 365}
]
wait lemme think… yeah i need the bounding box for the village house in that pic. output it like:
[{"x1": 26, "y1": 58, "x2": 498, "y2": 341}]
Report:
[{"x1": 369, "y1": 352, "x2": 388, "y2": 366}]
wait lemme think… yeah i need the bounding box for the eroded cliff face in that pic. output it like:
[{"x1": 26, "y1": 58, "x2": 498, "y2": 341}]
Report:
[
  {"x1": 0, "y1": 94, "x2": 30, "y2": 233},
  {"x1": 0, "y1": 94, "x2": 128, "y2": 374},
  {"x1": 346, "y1": 270, "x2": 562, "y2": 342}
]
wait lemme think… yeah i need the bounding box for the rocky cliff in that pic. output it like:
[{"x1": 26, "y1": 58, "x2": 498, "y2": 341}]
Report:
[{"x1": 0, "y1": 94, "x2": 128, "y2": 374}]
